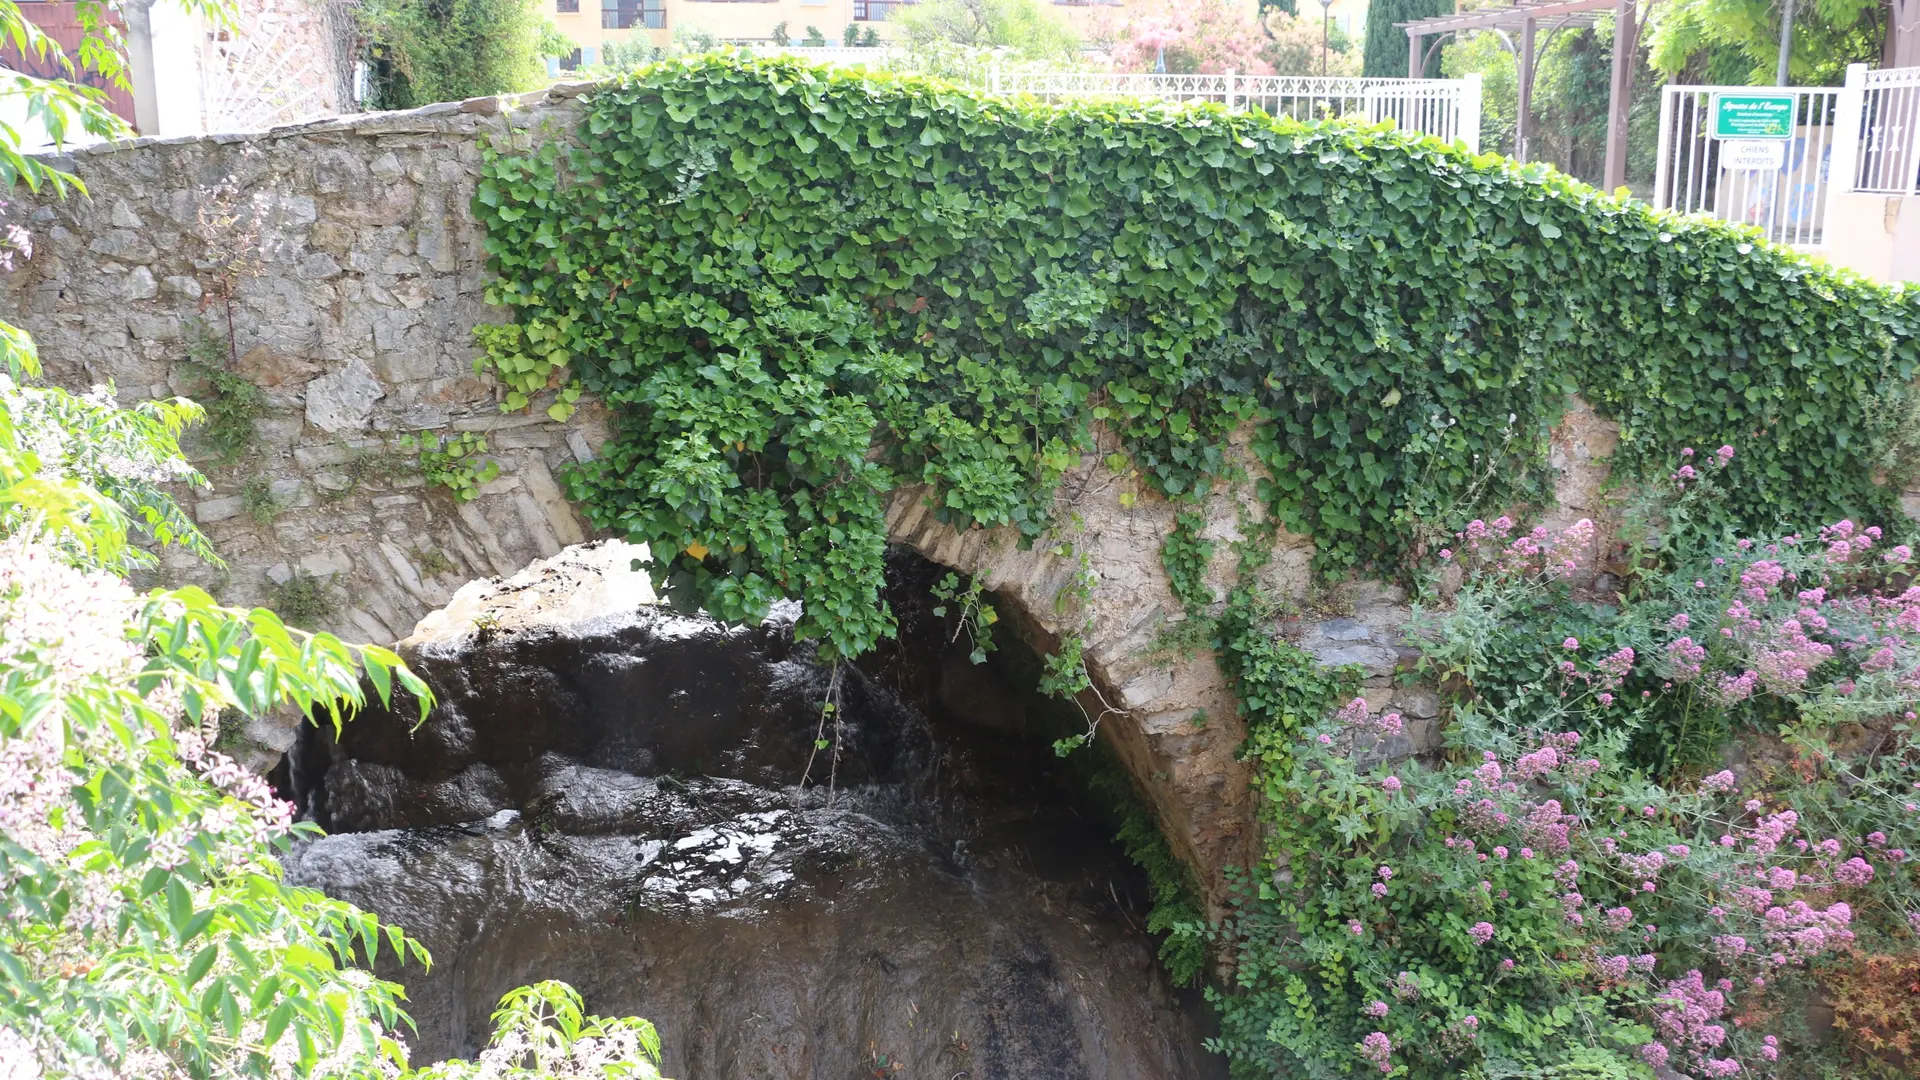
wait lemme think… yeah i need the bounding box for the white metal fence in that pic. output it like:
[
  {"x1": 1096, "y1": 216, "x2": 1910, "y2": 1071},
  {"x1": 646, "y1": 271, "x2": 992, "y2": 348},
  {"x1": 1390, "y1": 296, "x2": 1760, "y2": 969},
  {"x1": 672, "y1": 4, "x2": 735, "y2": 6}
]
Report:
[
  {"x1": 749, "y1": 45, "x2": 897, "y2": 68},
  {"x1": 1855, "y1": 64, "x2": 1920, "y2": 196},
  {"x1": 1653, "y1": 65, "x2": 1920, "y2": 250},
  {"x1": 994, "y1": 71, "x2": 1484, "y2": 151},
  {"x1": 1653, "y1": 85, "x2": 1841, "y2": 248}
]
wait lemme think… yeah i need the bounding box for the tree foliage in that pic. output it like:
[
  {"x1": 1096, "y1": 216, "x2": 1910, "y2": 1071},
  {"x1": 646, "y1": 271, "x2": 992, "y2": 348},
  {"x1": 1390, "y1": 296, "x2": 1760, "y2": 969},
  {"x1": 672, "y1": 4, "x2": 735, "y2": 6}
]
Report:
[
  {"x1": 0, "y1": 13, "x2": 669, "y2": 1075},
  {"x1": 1361, "y1": 0, "x2": 1450, "y2": 76},
  {"x1": 357, "y1": 0, "x2": 571, "y2": 109},
  {"x1": 889, "y1": 0, "x2": 1085, "y2": 84},
  {"x1": 1264, "y1": 8, "x2": 1360, "y2": 76},
  {"x1": 1440, "y1": 26, "x2": 1665, "y2": 188},
  {"x1": 1647, "y1": 0, "x2": 1885, "y2": 84},
  {"x1": 1093, "y1": 0, "x2": 1279, "y2": 73},
  {"x1": 473, "y1": 56, "x2": 1920, "y2": 666},
  {"x1": 0, "y1": 316, "x2": 442, "y2": 1075}
]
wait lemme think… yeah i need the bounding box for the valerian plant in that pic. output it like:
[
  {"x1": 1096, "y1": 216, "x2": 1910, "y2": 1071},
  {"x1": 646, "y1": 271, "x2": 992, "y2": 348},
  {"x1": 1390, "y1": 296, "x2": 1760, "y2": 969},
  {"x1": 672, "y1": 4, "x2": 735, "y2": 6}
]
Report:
[
  {"x1": 1414, "y1": 446, "x2": 1920, "y2": 772},
  {"x1": 1210, "y1": 505, "x2": 1920, "y2": 1079}
]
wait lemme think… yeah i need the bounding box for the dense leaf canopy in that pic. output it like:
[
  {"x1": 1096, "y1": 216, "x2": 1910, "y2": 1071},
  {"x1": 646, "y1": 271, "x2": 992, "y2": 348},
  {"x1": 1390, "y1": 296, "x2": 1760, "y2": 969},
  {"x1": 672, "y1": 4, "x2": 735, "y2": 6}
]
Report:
[{"x1": 474, "y1": 55, "x2": 1920, "y2": 660}]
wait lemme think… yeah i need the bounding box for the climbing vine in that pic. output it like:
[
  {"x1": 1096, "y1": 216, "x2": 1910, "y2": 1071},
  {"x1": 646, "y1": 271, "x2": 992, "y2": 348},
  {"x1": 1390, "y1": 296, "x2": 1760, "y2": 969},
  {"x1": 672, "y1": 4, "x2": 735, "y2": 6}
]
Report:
[{"x1": 474, "y1": 55, "x2": 1920, "y2": 662}]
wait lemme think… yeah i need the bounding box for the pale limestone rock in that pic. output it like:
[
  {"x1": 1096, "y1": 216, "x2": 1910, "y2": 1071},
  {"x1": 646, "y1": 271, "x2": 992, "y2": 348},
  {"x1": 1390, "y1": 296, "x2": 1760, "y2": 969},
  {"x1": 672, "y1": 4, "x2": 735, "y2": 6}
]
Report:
[
  {"x1": 305, "y1": 358, "x2": 385, "y2": 432},
  {"x1": 195, "y1": 496, "x2": 243, "y2": 523},
  {"x1": 404, "y1": 539, "x2": 658, "y2": 645}
]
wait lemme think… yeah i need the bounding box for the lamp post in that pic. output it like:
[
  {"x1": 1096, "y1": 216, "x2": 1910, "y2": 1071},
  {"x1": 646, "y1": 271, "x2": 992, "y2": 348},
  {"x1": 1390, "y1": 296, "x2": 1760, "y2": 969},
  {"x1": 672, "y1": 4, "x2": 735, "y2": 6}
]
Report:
[{"x1": 1319, "y1": 0, "x2": 1334, "y2": 75}]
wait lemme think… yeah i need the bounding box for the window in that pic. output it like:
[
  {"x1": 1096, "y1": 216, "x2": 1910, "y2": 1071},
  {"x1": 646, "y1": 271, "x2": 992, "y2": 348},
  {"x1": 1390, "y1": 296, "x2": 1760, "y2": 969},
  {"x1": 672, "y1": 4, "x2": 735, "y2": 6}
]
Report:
[
  {"x1": 557, "y1": 47, "x2": 583, "y2": 69},
  {"x1": 556, "y1": 0, "x2": 578, "y2": 12},
  {"x1": 602, "y1": 0, "x2": 663, "y2": 28},
  {"x1": 852, "y1": 0, "x2": 910, "y2": 18}
]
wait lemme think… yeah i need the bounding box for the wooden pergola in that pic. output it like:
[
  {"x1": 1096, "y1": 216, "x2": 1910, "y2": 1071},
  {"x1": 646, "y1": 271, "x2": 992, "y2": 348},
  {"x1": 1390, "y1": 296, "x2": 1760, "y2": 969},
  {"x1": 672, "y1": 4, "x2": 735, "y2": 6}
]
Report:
[{"x1": 1400, "y1": 0, "x2": 1644, "y2": 190}]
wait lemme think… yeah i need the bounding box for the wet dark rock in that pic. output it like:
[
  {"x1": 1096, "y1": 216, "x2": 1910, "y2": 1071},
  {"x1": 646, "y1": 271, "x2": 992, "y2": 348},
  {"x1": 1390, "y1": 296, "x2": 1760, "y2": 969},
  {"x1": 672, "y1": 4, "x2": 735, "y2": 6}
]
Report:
[{"x1": 284, "y1": 580, "x2": 1221, "y2": 1079}]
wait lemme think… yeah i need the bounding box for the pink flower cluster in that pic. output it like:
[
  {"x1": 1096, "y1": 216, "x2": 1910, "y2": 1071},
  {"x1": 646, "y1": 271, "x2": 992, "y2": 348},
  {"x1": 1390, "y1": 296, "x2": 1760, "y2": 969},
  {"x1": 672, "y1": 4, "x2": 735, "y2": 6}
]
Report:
[
  {"x1": 1648, "y1": 970, "x2": 1747, "y2": 1078},
  {"x1": 1630, "y1": 517, "x2": 1920, "y2": 714},
  {"x1": 1760, "y1": 900, "x2": 1854, "y2": 963},
  {"x1": 1671, "y1": 445, "x2": 1734, "y2": 490},
  {"x1": 1358, "y1": 1031, "x2": 1393, "y2": 1073},
  {"x1": 1522, "y1": 799, "x2": 1575, "y2": 854},
  {"x1": 1450, "y1": 516, "x2": 1596, "y2": 582}
]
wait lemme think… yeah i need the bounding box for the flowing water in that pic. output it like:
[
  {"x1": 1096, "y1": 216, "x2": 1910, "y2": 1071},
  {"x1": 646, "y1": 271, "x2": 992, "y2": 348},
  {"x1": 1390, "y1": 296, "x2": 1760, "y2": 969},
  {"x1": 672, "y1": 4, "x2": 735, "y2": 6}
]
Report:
[{"x1": 280, "y1": 557, "x2": 1223, "y2": 1079}]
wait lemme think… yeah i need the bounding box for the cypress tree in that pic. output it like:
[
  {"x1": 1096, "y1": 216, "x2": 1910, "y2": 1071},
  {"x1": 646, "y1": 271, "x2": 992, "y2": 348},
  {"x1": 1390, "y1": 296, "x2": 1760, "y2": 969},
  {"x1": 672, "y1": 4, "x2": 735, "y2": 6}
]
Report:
[{"x1": 1362, "y1": 0, "x2": 1453, "y2": 77}]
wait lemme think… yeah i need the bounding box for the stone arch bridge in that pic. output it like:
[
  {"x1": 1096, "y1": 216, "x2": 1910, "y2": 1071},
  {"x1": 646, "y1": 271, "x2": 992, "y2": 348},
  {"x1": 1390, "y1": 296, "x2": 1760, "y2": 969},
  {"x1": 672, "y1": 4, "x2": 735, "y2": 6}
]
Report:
[{"x1": 9, "y1": 85, "x2": 1915, "y2": 911}]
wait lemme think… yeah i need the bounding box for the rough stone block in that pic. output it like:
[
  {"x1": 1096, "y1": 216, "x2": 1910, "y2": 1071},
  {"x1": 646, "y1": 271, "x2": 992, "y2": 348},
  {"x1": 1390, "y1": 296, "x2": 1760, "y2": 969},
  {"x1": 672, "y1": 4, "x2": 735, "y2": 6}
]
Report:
[
  {"x1": 566, "y1": 429, "x2": 596, "y2": 464},
  {"x1": 476, "y1": 473, "x2": 521, "y2": 497},
  {"x1": 236, "y1": 344, "x2": 318, "y2": 388},
  {"x1": 127, "y1": 313, "x2": 183, "y2": 342},
  {"x1": 296, "y1": 253, "x2": 343, "y2": 280},
  {"x1": 1316, "y1": 618, "x2": 1370, "y2": 642},
  {"x1": 300, "y1": 550, "x2": 353, "y2": 578},
  {"x1": 279, "y1": 194, "x2": 319, "y2": 226},
  {"x1": 306, "y1": 358, "x2": 386, "y2": 432},
  {"x1": 1392, "y1": 685, "x2": 1442, "y2": 720},
  {"x1": 196, "y1": 496, "x2": 243, "y2": 523},
  {"x1": 1312, "y1": 643, "x2": 1400, "y2": 677},
  {"x1": 374, "y1": 351, "x2": 437, "y2": 383},
  {"x1": 293, "y1": 443, "x2": 352, "y2": 469},
  {"x1": 88, "y1": 229, "x2": 156, "y2": 262},
  {"x1": 309, "y1": 220, "x2": 354, "y2": 253}
]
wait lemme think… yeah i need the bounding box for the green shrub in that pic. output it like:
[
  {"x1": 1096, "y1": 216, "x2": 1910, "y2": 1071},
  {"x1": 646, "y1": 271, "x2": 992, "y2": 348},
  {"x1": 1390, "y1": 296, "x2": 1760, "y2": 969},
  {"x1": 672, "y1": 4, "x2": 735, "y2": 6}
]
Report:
[
  {"x1": 321, "y1": 440, "x2": 413, "y2": 503},
  {"x1": 240, "y1": 474, "x2": 285, "y2": 525},
  {"x1": 1212, "y1": 514, "x2": 1920, "y2": 1078},
  {"x1": 268, "y1": 569, "x2": 334, "y2": 628},
  {"x1": 181, "y1": 324, "x2": 266, "y2": 466},
  {"x1": 401, "y1": 431, "x2": 500, "y2": 502},
  {"x1": 474, "y1": 56, "x2": 1919, "y2": 664},
  {"x1": 357, "y1": 0, "x2": 569, "y2": 108},
  {"x1": 410, "y1": 981, "x2": 663, "y2": 1078}
]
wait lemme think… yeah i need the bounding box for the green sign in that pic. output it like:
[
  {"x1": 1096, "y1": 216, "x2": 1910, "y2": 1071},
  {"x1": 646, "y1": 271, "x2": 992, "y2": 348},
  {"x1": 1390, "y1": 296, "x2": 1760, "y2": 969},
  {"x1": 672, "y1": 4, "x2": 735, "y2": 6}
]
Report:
[{"x1": 1711, "y1": 94, "x2": 1796, "y2": 139}]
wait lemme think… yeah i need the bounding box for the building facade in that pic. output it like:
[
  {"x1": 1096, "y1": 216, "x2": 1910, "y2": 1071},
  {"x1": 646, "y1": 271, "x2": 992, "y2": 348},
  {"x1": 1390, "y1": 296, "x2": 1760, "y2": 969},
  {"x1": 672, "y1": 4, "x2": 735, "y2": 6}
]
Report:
[
  {"x1": 538, "y1": 0, "x2": 1260, "y2": 69},
  {"x1": 548, "y1": 0, "x2": 913, "y2": 68}
]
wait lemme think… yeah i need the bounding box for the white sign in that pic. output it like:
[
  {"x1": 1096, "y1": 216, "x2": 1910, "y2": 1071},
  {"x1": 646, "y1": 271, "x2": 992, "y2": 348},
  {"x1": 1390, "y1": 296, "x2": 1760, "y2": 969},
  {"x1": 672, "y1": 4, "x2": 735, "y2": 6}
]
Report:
[{"x1": 1720, "y1": 139, "x2": 1787, "y2": 171}]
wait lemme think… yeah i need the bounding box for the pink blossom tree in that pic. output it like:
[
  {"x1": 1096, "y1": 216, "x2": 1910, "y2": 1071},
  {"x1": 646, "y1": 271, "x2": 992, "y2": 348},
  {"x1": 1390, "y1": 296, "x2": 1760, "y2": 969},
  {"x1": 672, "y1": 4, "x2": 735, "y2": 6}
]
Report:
[{"x1": 1093, "y1": 0, "x2": 1277, "y2": 74}]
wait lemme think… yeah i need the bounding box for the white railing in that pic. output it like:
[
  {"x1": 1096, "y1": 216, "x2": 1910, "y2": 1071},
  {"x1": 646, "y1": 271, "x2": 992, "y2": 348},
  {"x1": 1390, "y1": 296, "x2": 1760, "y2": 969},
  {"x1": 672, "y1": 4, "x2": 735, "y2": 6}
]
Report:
[
  {"x1": 749, "y1": 45, "x2": 897, "y2": 67},
  {"x1": 1855, "y1": 64, "x2": 1920, "y2": 195},
  {"x1": 1653, "y1": 85, "x2": 1842, "y2": 249},
  {"x1": 995, "y1": 71, "x2": 1483, "y2": 151}
]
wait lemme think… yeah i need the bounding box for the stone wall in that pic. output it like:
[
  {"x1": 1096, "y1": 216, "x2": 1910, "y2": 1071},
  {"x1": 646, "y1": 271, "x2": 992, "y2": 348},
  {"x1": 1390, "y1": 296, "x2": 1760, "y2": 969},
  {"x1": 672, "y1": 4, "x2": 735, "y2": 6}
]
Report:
[
  {"x1": 5, "y1": 88, "x2": 605, "y2": 647},
  {"x1": 7, "y1": 88, "x2": 1917, "y2": 915}
]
